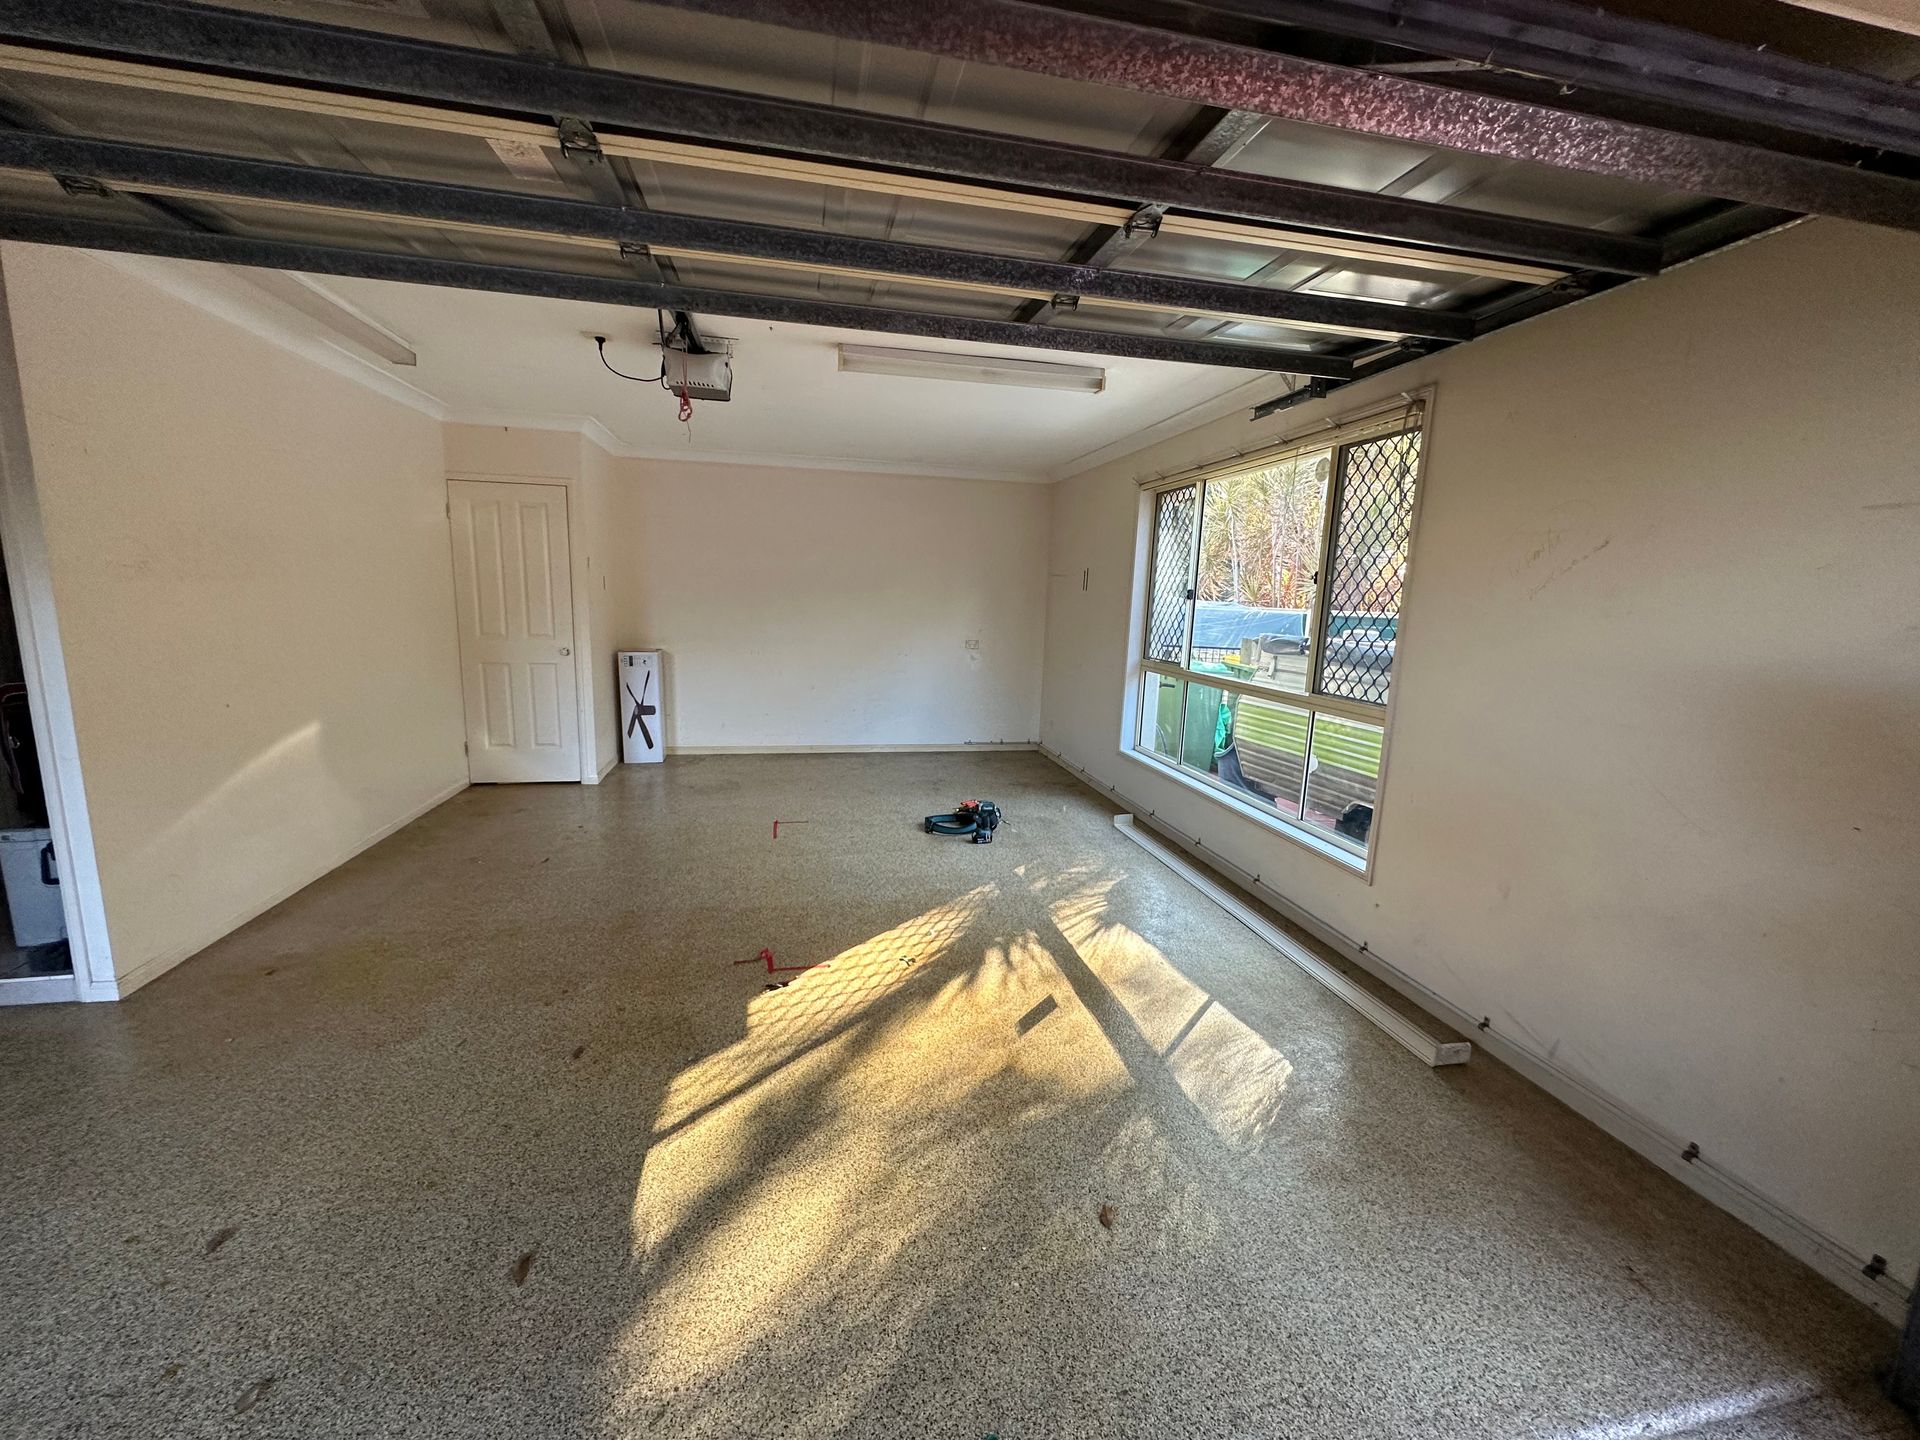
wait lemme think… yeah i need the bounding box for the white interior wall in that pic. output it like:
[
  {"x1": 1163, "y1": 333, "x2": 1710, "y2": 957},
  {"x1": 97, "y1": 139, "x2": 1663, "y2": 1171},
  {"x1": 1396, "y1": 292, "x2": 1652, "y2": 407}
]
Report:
[
  {"x1": 445, "y1": 434, "x2": 1049, "y2": 755},
  {"x1": 15, "y1": 223, "x2": 1905, "y2": 1315},
  {"x1": 607, "y1": 457, "x2": 1048, "y2": 751},
  {"x1": 2, "y1": 242, "x2": 468, "y2": 997},
  {"x1": 1040, "y1": 218, "x2": 1920, "y2": 1307}
]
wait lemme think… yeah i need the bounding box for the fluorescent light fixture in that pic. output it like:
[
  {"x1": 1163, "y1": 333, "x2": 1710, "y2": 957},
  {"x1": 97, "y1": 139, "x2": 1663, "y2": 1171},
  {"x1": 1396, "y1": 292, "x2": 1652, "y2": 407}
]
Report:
[
  {"x1": 242, "y1": 271, "x2": 417, "y2": 366},
  {"x1": 837, "y1": 344, "x2": 1106, "y2": 393}
]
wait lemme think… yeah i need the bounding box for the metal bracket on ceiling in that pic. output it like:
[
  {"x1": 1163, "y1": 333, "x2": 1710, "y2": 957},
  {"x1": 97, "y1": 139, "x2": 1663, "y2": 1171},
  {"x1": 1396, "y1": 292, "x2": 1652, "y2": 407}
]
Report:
[
  {"x1": 1250, "y1": 376, "x2": 1336, "y2": 420},
  {"x1": 1122, "y1": 206, "x2": 1164, "y2": 240},
  {"x1": 556, "y1": 116, "x2": 603, "y2": 161},
  {"x1": 54, "y1": 172, "x2": 112, "y2": 198},
  {"x1": 552, "y1": 115, "x2": 665, "y2": 279},
  {"x1": 1048, "y1": 292, "x2": 1081, "y2": 313},
  {"x1": 1341, "y1": 335, "x2": 1448, "y2": 378}
]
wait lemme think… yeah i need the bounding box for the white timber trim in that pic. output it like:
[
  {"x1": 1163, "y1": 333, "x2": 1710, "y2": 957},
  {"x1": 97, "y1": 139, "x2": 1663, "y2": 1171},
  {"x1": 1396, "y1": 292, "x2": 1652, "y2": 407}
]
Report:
[
  {"x1": 0, "y1": 252, "x2": 118, "y2": 1002},
  {"x1": 664, "y1": 742, "x2": 1038, "y2": 755}
]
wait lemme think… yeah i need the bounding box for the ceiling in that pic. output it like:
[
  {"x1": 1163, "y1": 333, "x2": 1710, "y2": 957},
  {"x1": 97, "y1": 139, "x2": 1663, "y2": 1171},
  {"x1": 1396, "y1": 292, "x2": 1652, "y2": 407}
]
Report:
[
  {"x1": 0, "y1": 0, "x2": 1916, "y2": 469},
  {"x1": 297, "y1": 268, "x2": 1277, "y2": 481}
]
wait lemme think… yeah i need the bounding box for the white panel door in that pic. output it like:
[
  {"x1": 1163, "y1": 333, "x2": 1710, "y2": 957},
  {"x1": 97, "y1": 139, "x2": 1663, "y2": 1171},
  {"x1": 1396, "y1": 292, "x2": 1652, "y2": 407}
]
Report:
[{"x1": 447, "y1": 480, "x2": 581, "y2": 783}]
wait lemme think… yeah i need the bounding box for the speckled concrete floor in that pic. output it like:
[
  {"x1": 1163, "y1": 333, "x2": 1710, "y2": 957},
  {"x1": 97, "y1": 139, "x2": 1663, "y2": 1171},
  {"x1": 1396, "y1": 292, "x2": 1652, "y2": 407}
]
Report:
[{"x1": 0, "y1": 753, "x2": 1905, "y2": 1439}]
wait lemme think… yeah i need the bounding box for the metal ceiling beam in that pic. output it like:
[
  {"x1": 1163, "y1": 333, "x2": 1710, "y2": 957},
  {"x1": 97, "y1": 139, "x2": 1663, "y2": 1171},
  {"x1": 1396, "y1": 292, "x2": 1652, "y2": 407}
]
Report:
[
  {"x1": 481, "y1": 0, "x2": 667, "y2": 283},
  {"x1": 0, "y1": 130, "x2": 1472, "y2": 340},
  {"x1": 1177, "y1": 108, "x2": 1273, "y2": 170},
  {"x1": 1013, "y1": 106, "x2": 1266, "y2": 325},
  {"x1": 0, "y1": 211, "x2": 1354, "y2": 374},
  {"x1": 1250, "y1": 202, "x2": 1804, "y2": 417},
  {"x1": 0, "y1": 44, "x2": 1567, "y2": 285},
  {"x1": 0, "y1": 0, "x2": 1660, "y2": 276},
  {"x1": 483, "y1": 0, "x2": 618, "y2": 206},
  {"x1": 1113, "y1": 0, "x2": 1920, "y2": 161},
  {"x1": 1658, "y1": 205, "x2": 1801, "y2": 270},
  {"x1": 643, "y1": 0, "x2": 1920, "y2": 232},
  {"x1": 0, "y1": 96, "x2": 421, "y2": 367}
]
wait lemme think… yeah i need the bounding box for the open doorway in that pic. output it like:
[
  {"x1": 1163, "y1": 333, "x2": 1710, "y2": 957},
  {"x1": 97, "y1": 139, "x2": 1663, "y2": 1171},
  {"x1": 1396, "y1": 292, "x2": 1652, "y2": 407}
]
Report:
[
  {"x1": 0, "y1": 257, "x2": 114, "y2": 1005},
  {"x1": 0, "y1": 540, "x2": 67, "y2": 1001}
]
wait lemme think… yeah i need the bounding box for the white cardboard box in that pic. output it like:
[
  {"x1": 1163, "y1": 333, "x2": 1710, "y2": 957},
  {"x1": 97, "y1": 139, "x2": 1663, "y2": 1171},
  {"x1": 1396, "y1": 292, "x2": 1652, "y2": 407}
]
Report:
[{"x1": 618, "y1": 651, "x2": 664, "y2": 764}]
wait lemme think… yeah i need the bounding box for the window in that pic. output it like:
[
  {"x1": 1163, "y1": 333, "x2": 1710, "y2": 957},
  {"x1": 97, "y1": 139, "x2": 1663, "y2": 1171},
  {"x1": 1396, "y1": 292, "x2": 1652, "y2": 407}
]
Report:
[{"x1": 1133, "y1": 402, "x2": 1426, "y2": 867}]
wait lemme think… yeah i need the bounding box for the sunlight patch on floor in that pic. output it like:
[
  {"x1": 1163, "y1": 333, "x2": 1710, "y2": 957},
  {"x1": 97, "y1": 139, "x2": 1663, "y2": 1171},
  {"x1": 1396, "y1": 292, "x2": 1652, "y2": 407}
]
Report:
[
  {"x1": 618, "y1": 885, "x2": 1133, "y2": 1411},
  {"x1": 651, "y1": 884, "x2": 997, "y2": 1138},
  {"x1": 1050, "y1": 884, "x2": 1292, "y2": 1150}
]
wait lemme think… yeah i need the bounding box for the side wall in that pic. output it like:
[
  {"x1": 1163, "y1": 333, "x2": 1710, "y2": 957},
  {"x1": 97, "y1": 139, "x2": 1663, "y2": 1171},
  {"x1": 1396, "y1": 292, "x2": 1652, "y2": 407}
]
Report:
[
  {"x1": 611, "y1": 458, "x2": 1048, "y2": 750},
  {"x1": 1041, "y1": 218, "x2": 1920, "y2": 1305},
  {"x1": 4, "y1": 243, "x2": 468, "y2": 996}
]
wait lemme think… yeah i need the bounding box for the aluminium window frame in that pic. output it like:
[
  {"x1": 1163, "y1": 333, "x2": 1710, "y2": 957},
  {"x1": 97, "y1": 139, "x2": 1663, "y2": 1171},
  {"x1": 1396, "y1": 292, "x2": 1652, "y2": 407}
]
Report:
[
  {"x1": 1130, "y1": 387, "x2": 1435, "y2": 881},
  {"x1": 1143, "y1": 479, "x2": 1202, "y2": 668}
]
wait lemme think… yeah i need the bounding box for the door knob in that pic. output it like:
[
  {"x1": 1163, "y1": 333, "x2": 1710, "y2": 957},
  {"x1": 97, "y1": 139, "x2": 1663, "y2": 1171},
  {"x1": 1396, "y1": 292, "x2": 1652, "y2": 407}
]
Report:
[{"x1": 559, "y1": 647, "x2": 572, "y2": 656}]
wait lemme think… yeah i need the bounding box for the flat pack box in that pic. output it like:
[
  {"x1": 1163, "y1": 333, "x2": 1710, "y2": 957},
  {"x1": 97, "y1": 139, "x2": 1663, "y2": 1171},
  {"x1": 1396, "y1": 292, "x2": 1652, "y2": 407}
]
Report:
[{"x1": 619, "y1": 651, "x2": 664, "y2": 764}]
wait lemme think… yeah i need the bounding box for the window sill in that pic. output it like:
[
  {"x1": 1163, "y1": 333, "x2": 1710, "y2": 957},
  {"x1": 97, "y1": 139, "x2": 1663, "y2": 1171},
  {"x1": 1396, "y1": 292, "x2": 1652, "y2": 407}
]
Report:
[{"x1": 1118, "y1": 746, "x2": 1371, "y2": 880}]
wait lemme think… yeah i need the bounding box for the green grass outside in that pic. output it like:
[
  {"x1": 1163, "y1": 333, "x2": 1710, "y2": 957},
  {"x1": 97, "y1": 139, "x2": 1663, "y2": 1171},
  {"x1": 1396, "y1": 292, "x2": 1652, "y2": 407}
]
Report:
[
  {"x1": 1161, "y1": 676, "x2": 1383, "y2": 776},
  {"x1": 1234, "y1": 698, "x2": 1381, "y2": 775}
]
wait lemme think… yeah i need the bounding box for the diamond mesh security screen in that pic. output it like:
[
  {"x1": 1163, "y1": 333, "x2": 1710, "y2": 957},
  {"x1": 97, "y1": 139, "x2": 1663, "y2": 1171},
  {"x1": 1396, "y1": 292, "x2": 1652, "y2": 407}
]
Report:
[
  {"x1": 1146, "y1": 484, "x2": 1197, "y2": 663},
  {"x1": 1317, "y1": 429, "x2": 1421, "y2": 706}
]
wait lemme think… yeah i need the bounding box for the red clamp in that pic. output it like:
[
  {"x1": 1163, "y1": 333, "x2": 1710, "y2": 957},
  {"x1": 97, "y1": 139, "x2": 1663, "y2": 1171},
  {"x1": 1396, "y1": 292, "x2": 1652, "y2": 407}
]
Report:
[{"x1": 734, "y1": 947, "x2": 823, "y2": 975}]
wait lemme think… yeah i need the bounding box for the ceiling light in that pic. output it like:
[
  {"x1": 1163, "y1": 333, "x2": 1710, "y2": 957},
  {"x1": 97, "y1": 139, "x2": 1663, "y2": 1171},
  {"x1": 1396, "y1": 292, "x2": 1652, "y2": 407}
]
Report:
[
  {"x1": 243, "y1": 271, "x2": 417, "y2": 366},
  {"x1": 837, "y1": 344, "x2": 1106, "y2": 394}
]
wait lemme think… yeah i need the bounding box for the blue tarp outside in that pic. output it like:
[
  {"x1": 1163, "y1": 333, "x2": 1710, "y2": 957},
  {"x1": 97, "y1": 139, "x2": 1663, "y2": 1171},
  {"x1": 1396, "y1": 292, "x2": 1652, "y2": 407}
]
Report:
[
  {"x1": 1191, "y1": 602, "x2": 1305, "y2": 650},
  {"x1": 1190, "y1": 601, "x2": 1396, "y2": 650}
]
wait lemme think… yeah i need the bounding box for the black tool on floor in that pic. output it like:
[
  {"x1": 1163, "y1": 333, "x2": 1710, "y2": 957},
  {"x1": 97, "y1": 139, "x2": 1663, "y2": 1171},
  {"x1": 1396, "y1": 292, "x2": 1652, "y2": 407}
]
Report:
[{"x1": 924, "y1": 799, "x2": 1002, "y2": 844}]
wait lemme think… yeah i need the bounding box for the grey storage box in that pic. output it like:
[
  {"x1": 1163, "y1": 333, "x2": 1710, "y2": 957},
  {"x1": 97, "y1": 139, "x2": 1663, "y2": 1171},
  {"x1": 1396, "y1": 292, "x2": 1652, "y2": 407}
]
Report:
[{"x1": 0, "y1": 828, "x2": 65, "y2": 946}]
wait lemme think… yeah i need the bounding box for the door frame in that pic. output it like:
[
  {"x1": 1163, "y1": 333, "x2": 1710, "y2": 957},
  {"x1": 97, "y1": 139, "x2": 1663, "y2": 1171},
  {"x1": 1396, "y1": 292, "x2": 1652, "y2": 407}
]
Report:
[
  {"x1": 0, "y1": 260, "x2": 112, "y2": 1001},
  {"x1": 446, "y1": 472, "x2": 600, "y2": 785}
]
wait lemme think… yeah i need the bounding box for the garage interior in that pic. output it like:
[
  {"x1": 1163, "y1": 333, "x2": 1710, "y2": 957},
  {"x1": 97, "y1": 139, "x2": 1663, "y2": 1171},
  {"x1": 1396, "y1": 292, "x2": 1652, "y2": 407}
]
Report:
[{"x1": 0, "y1": 0, "x2": 1915, "y2": 1435}]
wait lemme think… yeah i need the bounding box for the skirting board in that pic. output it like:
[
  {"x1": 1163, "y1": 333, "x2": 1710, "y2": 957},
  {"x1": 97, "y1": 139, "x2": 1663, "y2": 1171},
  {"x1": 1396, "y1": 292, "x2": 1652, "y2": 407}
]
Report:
[
  {"x1": 1049, "y1": 747, "x2": 1910, "y2": 1322},
  {"x1": 101, "y1": 778, "x2": 469, "y2": 1002},
  {"x1": 664, "y1": 742, "x2": 1038, "y2": 755},
  {"x1": 1114, "y1": 813, "x2": 1469, "y2": 1068}
]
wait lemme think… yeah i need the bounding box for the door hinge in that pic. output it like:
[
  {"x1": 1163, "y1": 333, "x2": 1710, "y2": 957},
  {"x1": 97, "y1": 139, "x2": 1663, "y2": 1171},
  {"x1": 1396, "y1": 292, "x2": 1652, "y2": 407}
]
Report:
[{"x1": 463, "y1": 740, "x2": 469, "y2": 755}]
